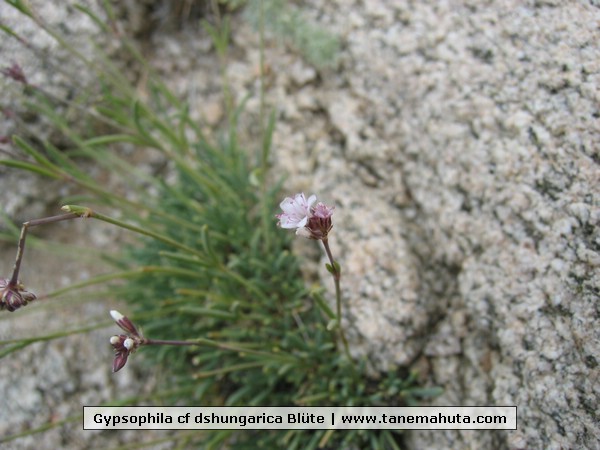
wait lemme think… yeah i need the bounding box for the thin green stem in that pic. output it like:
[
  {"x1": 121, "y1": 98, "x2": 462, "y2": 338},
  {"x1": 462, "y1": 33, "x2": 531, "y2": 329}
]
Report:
[
  {"x1": 257, "y1": 0, "x2": 273, "y2": 253},
  {"x1": 321, "y1": 238, "x2": 352, "y2": 364},
  {"x1": 61, "y1": 205, "x2": 205, "y2": 258},
  {"x1": 259, "y1": 0, "x2": 266, "y2": 165}
]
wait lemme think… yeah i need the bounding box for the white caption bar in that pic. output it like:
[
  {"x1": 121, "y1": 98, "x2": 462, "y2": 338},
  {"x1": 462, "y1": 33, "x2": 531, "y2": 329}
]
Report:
[{"x1": 84, "y1": 406, "x2": 517, "y2": 430}]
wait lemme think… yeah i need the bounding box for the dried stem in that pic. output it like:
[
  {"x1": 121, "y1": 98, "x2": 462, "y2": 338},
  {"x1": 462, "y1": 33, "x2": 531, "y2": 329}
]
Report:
[{"x1": 9, "y1": 213, "x2": 80, "y2": 286}]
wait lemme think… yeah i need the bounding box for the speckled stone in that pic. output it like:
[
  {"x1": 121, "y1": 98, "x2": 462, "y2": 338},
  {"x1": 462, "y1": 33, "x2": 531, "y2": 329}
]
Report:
[{"x1": 265, "y1": 1, "x2": 600, "y2": 448}]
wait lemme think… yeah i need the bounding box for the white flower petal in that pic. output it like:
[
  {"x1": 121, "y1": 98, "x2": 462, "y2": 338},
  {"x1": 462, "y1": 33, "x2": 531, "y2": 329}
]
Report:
[
  {"x1": 295, "y1": 227, "x2": 312, "y2": 238},
  {"x1": 277, "y1": 193, "x2": 318, "y2": 229},
  {"x1": 297, "y1": 216, "x2": 308, "y2": 228},
  {"x1": 110, "y1": 310, "x2": 124, "y2": 322}
]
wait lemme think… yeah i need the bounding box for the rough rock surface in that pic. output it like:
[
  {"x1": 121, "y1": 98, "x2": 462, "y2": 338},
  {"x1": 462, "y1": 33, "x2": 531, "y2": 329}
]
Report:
[
  {"x1": 234, "y1": 1, "x2": 599, "y2": 448},
  {"x1": 1, "y1": 0, "x2": 598, "y2": 449}
]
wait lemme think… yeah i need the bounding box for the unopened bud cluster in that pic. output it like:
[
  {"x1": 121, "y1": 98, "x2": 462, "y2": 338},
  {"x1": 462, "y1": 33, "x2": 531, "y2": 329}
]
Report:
[
  {"x1": 109, "y1": 310, "x2": 145, "y2": 372},
  {"x1": 1, "y1": 62, "x2": 28, "y2": 85},
  {"x1": 0, "y1": 278, "x2": 37, "y2": 312}
]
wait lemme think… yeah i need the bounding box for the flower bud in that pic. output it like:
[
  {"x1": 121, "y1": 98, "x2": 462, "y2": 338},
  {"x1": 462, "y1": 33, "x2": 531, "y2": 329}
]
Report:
[
  {"x1": 112, "y1": 350, "x2": 129, "y2": 373},
  {"x1": 110, "y1": 309, "x2": 141, "y2": 337},
  {"x1": 305, "y1": 202, "x2": 334, "y2": 240},
  {"x1": 124, "y1": 338, "x2": 135, "y2": 350},
  {"x1": 1, "y1": 62, "x2": 28, "y2": 85},
  {"x1": 110, "y1": 334, "x2": 128, "y2": 349},
  {"x1": 0, "y1": 278, "x2": 37, "y2": 312},
  {"x1": 109, "y1": 311, "x2": 144, "y2": 372},
  {"x1": 110, "y1": 334, "x2": 136, "y2": 373}
]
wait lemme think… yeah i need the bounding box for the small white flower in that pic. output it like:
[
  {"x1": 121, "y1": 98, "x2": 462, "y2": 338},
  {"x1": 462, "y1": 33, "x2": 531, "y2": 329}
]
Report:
[{"x1": 276, "y1": 193, "x2": 317, "y2": 229}]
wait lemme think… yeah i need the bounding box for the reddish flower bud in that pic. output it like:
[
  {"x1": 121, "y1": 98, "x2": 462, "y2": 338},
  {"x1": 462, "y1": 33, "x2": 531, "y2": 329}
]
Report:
[
  {"x1": 109, "y1": 311, "x2": 144, "y2": 372},
  {"x1": 1, "y1": 63, "x2": 28, "y2": 85},
  {"x1": 276, "y1": 194, "x2": 335, "y2": 241},
  {"x1": 304, "y1": 202, "x2": 334, "y2": 240},
  {"x1": 0, "y1": 278, "x2": 37, "y2": 312},
  {"x1": 112, "y1": 350, "x2": 129, "y2": 373},
  {"x1": 110, "y1": 334, "x2": 141, "y2": 373},
  {"x1": 110, "y1": 310, "x2": 141, "y2": 337}
]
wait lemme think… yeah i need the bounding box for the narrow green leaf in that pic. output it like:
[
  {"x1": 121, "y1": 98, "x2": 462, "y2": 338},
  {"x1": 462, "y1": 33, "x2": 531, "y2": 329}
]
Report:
[
  {"x1": 12, "y1": 136, "x2": 54, "y2": 169},
  {"x1": 405, "y1": 386, "x2": 444, "y2": 398},
  {"x1": 177, "y1": 307, "x2": 236, "y2": 320},
  {"x1": 0, "y1": 159, "x2": 60, "y2": 179},
  {"x1": 4, "y1": 0, "x2": 33, "y2": 16},
  {"x1": 326, "y1": 263, "x2": 334, "y2": 274},
  {"x1": 82, "y1": 134, "x2": 145, "y2": 146},
  {"x1": 261, "y1": 108, "x2": 276, "y2": 168},
  {"x1": 74, "y1": 4, "x2": 109, "y2": 32},
  {"x1": 326, "y1": 319, "x2": 338, "y2": 330},
  {"x1": 312, "y1": 291, "x2": 335, "y2": 319}
]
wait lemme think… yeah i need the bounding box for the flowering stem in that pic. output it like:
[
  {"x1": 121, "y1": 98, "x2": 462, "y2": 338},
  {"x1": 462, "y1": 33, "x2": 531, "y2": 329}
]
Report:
[
  {"x1": 62, "y1": 205, "x2": 205, "y2": 258},
  {"x1": 9, "y1": 213, "x2": 80, "y2": 286},
  {"x1": 321, "y1": 238, "x2": 352, "y2": 363}
]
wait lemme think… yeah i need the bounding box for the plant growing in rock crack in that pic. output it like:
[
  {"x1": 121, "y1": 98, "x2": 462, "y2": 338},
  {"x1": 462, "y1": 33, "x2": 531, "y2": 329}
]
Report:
[
  {"x1": 275, "y1": 192, "x2": 352, "y2": 362},
  {"x1": 0, "y1": 1, "x2": 439, "y2": 448}
]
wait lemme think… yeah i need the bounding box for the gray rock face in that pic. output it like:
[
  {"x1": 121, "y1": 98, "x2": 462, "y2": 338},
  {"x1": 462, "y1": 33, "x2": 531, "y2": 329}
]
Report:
[
  {"x1": 270, "y1": 1, "x2": 599, "y2": 448},
  {"x1": 1, "y1": 0, "x2": 598, "y2": 449}
]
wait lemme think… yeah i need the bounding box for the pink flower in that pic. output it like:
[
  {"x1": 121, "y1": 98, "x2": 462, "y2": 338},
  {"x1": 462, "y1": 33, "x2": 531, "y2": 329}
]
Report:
[
  {"x1": 313, "y1": 202, "x2": 334, "y2": 219},
  {"x1": 305, "y1": 202, "x2": 334, "y2": 240},
  {"x1": 276, "y1": 193, "x2": 316, "y2": 230},
  {"x1": 276, "y1": 194, "x2": 334, "y2": 240}
]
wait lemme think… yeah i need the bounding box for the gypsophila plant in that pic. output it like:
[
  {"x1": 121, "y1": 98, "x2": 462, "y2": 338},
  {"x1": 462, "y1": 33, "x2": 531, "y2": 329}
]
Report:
[
  {"x1": 275, "y1": 193, "x2": 352, "y2": 361},
  {"x1": 0, "y1": 1, "x2": 438, "y2": 448}
]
